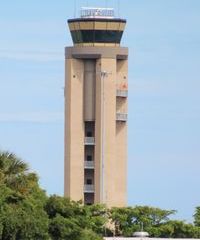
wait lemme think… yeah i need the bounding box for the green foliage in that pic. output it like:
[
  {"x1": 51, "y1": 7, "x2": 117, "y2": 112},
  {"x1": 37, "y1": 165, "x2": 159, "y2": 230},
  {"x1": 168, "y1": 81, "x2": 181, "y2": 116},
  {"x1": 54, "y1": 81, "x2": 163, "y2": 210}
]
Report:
[
  {"x1": 164, "y1": 220, "x2": 200, "y2": 238},
  {"x1": 0, "y1": 201, "x2": 49, "y2": 240},
  {"x1": 80, "y1": 229, "x2": 103, "y2": 240},
  {"x1": 81, "y1": 204, "x2": 108, "y2": 234},
  {"x1": 0, "y1": 151, "x2": 40, "y2": 196},
  {"x1": 49, "y1": 214, "x2": 81, "y2": 240},
  {"x1": 0, "y1": 151, "x2": 49, "y2": 240},
  {"x1": 194, "y1": 207, "x2": 200, "y2": 226},
  {"x1": 110, "y1": 206, "x2": 176, "y2": 237},
  {"x1": 45, "y1": 195, "x2": 106, "y2": 239},
  {"x1": 0, "y1": 151, "x2": 104, "y2": 240},
  {"x1": 1, "y1": 150, "x2": 200, "y2": 239},
  {"x1": 48, "y1": 214, "x2": 103, "y2": 240},
  {"x1": 110, "y1": 206, "x2": 200, "y2": 238}
]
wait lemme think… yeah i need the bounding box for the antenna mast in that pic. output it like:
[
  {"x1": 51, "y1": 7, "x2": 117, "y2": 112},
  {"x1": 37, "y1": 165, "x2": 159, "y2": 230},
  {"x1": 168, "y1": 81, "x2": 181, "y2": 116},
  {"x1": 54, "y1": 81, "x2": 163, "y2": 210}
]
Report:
[
  {"x1": 118, "y1": 0, "x2": 120, "y2": 17},
  {"x1": 105, "y1": 0, "x2": 108, "y2": 8},
  {"x1": 74, "y1": 0, "x2": 77, "y2": 18}
]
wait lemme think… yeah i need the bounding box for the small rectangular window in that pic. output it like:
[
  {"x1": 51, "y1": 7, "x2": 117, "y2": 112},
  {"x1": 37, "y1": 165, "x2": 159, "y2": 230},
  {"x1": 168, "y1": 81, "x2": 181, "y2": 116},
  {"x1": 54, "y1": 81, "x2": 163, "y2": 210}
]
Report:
[
  {"x1": 86, "y1": 179, "x2": 92, "y2": 185},
  {"x1": 87, "y1": 155, "x2": 92, "y2": 161},
  {"x1": 86, "y1": 131, "x2": 92, "y2": 137}
]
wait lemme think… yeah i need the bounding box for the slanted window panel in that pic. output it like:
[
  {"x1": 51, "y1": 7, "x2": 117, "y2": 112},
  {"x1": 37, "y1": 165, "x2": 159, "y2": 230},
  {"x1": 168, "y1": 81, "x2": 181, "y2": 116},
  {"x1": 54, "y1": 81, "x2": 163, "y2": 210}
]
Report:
[
  {"x1": 71, "y1": 30, "x2": 123, "y2": 44},
  {"x1": 94, "y1": 30, "x2": 121, "y2": 43},
  {"x1": 71, "y1": 30, "x2": 82, "y2": 43},
  {"x1": 76, "y1": 30, "x2": 83, "y2": 43},
  {"x1": 81, "y1": 30, "x2": 94, "y2": 43},
  {"x1": 71, "y1": 31, "x2": 77, "y2": 43}
]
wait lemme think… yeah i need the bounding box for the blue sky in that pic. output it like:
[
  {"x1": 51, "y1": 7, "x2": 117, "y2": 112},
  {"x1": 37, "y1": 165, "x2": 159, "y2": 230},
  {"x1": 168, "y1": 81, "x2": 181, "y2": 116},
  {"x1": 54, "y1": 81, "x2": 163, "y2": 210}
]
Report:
[{"x1": 0, "y1": 0, "x2": 200, "y2": 222}]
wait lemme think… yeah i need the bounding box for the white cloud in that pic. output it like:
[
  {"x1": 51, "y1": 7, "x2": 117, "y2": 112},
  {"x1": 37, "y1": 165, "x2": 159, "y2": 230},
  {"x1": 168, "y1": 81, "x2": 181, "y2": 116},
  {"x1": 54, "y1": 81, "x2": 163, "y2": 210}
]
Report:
[
  {"x1": 0, "y1": 112, "x2": 63, "y2": 123},
  {"x1": 0, "y1": 49, "x2": 63, "y2": 62}
]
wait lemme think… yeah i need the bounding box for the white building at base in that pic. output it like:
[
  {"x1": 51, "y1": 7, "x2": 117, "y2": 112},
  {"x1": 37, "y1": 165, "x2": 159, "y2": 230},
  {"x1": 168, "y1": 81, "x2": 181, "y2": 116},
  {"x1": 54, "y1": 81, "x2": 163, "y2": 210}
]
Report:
[{"x1": 104, "y1": 238, "x2": 200, "y2": 240}]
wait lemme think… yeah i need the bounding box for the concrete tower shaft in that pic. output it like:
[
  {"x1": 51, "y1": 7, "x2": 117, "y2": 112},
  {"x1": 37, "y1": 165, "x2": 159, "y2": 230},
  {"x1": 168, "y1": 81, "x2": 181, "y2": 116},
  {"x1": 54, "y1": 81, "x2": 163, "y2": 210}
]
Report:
[{"x1": 64, "y1": 7, "x2": 128, "y2": 207}]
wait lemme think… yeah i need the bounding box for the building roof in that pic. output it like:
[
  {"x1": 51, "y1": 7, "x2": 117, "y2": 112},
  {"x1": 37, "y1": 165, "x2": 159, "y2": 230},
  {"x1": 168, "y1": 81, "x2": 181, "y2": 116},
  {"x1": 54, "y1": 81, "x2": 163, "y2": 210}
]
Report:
[{"x1": 104, "y1": 238, "x2": 200, "y2": 240}]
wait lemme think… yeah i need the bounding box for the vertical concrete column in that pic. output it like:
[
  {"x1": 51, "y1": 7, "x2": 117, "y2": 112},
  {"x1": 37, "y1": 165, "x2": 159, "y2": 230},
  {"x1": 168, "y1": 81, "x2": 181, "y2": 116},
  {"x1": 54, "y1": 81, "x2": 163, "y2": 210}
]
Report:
[
  {"x1": 94, "y1": 59, "x2": 102, "y2": 203},
  {"x1": 64, "y1": 58, "x2": 84, "y2": 201},
  {"x1": 115, "y1": 59, "x2": 128, "y2": 206},
  {"x1": 84, "y1": 60, "x2": 96, "y2": 121},
  {"x1": 95, "y1": 57, "x2": 117, "y2": 207}
]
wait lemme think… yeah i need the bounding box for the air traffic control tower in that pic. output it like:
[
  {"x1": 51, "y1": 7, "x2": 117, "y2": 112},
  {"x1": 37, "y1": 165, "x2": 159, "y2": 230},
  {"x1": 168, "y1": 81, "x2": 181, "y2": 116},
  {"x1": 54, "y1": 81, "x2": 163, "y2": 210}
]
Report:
[{"x1": 64, "y1": 7, "x2": 128, "y2": 207}]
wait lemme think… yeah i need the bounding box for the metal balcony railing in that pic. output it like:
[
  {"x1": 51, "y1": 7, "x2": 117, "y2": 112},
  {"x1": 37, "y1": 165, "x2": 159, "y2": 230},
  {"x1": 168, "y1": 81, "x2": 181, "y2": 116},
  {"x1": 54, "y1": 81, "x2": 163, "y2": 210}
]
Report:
[
  {"x1": 116, "y1": 113, "x2": 128, "y2": 122},
  {"x1": 85, "y1": 137, "x2": 95, "y2": 145},
  {"x1": 84, "y1": 184, "x2": 95, "y2": 193},
  {"x1": 84, "y1": 161, "x2": 95, "y2": 169},
  {"x1": 116, "y1": 89, "x2": 128, "y2": 97}
]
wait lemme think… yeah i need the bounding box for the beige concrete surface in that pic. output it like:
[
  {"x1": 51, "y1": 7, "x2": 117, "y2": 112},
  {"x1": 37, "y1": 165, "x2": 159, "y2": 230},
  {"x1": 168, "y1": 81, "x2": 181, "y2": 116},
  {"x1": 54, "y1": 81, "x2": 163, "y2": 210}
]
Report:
[{"x1": 64, "y1": 17, "x2": 128, "y2": 207}]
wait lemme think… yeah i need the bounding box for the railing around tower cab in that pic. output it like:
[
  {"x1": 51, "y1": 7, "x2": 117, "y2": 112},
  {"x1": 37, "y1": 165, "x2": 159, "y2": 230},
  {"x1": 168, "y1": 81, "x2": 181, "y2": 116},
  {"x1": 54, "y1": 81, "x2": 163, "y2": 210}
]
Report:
[{"x1": 80, "y1": 7, "x2": 115, "y2": 19}]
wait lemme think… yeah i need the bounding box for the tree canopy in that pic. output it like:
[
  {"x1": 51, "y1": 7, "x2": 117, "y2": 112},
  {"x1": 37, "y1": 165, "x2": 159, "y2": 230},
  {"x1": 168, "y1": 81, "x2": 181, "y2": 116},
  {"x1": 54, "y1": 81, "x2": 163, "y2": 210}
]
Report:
[
  {"x1": 194, "y1": 207, "x2": 200, "y2": 227},
  {"x1": 0, "y1": 150, "x2": 200, "y2": 239},
  {"x1": 0, "y1": 151, "x2": 49, "y2": 239}
]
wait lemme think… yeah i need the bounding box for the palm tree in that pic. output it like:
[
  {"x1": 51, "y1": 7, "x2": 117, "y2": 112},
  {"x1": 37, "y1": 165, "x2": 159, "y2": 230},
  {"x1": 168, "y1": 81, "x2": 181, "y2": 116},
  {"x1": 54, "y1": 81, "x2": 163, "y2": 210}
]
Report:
[
  {"x1": 0, "y1": 151, "x2": 28, "y2": 175},
  {"x1": 0, "y1": 151, "x2": 38, "y2": 194}
]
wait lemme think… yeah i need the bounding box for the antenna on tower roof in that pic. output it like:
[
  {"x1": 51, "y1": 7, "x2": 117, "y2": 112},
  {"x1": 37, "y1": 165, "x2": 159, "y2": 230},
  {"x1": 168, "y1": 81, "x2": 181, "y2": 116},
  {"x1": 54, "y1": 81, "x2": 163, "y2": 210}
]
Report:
[
  {"x1": 74, "y1": 0, "x2": 77, "y2": 18},
  {"x1": 118, "y1": 0, "x2": 120, "y2": 18},
  {"x1": 105, "y1": 0, "x2": 108, "y2": 8}
]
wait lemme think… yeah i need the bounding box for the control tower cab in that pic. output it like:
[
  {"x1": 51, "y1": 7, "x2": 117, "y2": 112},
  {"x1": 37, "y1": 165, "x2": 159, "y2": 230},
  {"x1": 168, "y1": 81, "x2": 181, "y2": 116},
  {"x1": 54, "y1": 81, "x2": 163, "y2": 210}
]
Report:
[{"x1": 68, "y1": 7, "x2": 126, "y2": 47}]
